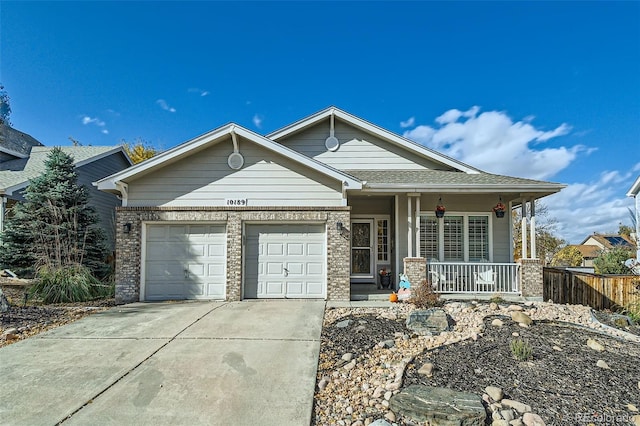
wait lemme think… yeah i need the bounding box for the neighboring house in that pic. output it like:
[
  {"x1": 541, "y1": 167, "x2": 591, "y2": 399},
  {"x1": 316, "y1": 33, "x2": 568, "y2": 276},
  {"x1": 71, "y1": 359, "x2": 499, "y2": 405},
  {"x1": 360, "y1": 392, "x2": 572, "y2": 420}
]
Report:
[
  {"x1": 570, "y1": 233, "x2": 636, "y2": 268},
  {"x1": 97, "y1": 107, "x2": 565, "y2": 304},
  {"x1": 628, "y1": 175, "x2": 640, "y2": 262},
  {"x1": 0, "y1": 124, "x2": 132, "y2": 249}
]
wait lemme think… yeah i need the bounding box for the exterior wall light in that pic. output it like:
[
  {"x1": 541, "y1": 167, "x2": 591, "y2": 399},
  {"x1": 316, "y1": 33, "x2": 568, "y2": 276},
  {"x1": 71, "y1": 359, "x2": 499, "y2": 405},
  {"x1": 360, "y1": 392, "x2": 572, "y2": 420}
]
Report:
[{"x1": 123, "y1": 223, "x2": 132, "y2": 234}]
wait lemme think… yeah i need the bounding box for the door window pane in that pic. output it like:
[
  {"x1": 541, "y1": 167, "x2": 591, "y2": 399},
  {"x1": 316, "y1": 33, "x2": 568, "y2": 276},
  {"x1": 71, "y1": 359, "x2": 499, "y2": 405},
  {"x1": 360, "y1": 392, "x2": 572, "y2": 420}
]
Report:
[
  {"x1": 377, "y1": 219, "x2": 389, "y2": 262},
  {"x1": 352, "y1": 249, "x2": 371, "y2": 274},
  {"x1": 352, "y1": 223, "x2": 371, "y2": 247}
]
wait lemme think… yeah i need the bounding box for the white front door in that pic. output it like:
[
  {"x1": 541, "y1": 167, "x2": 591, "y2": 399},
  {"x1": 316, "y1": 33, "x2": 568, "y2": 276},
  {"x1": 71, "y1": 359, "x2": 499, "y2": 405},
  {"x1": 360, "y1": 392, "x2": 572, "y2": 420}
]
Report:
[
  {"x1": 350, "y1": 219, "x2": 374, "y2": 278},
  {"x1": 244, "y1": 224, "x2": 326, "y2": 299},
  {"x1": 145, "y1": 224, "x2": 226, "y2": 301}
]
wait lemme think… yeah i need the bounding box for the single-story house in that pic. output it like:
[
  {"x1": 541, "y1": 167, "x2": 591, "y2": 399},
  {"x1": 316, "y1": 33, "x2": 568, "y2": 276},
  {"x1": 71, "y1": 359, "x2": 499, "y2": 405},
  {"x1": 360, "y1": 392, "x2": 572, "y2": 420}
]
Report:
[
  {"x1": 0, "y1": 123, "x2": 132, "y2": 249},
  {"x1": 96, "y1": 107, "x2": 565, "y2": 304}
]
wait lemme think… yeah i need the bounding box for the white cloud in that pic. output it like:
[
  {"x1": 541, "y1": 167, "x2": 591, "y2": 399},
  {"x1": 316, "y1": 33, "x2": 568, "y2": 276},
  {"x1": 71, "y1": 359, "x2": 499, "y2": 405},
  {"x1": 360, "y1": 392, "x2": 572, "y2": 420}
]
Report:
[
  {"x1": 188, "y1": 88, "x2": 210, "y2": 97},
  {"x1": 543, "y1": 170, "x2": 637, "y2": 244},
  {"x1": 82, "y1": 116, "x2": 106, "y2": 127},
  {"x1": 402, "y1": 106, "x2": 637, "y2": 245},
  {"x1": 81, "y1": 115, "x2": 108, "y2": 134},
  {"x1": 537, "y1": 123, "x2": 572, "y2": 142},
  {"x1": 400, "y1": 116, "x2": 415, "y2": 128},
  {"x1": 403, "y1": 106, "x2": 581, "y2": 180},
  {"x1": 156, "y1": 99, "x2": 176, "y2": 113},
  {"x1": 253, "y1": 114, "x2": 263, "y2": 129}
]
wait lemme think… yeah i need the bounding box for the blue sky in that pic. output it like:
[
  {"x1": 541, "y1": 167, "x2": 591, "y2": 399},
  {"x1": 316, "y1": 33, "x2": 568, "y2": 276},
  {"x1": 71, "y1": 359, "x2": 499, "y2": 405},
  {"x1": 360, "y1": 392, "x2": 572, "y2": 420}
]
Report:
[{"x1": 1, "y1": 1, "x2": 639, "y2": 244}]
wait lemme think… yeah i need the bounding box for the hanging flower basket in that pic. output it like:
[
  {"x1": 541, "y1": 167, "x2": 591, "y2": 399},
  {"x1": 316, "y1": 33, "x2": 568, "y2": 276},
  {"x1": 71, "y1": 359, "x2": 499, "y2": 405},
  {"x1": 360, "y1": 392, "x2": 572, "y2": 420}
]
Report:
[
  {"x1": 493, "y1": 202, "x2": 506, "y2": 218},
  {"x1": 435, "y1": 204, "x2": 446, "y2": 218}
]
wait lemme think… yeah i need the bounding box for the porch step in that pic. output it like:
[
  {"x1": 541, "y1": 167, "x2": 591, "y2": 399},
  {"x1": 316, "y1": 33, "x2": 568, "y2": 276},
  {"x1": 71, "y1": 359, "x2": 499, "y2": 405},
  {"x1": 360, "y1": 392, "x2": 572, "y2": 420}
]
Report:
[{"x1": 351, "y1": 292, "x2": 393, "y2": 301}]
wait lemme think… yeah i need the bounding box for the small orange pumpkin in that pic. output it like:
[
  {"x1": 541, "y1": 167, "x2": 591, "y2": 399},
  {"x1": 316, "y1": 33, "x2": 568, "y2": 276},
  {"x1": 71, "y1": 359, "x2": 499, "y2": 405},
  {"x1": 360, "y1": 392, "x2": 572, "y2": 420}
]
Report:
[{"x1": 389, "y1": 292, "x2": 398, "y2": 303}]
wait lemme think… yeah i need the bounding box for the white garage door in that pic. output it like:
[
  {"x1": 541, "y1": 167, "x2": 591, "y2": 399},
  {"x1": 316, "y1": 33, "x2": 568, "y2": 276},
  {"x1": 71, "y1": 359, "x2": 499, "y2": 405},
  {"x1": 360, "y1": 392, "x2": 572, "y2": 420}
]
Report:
[
  {"x1": 245, "y1": 224, "x2": 326, "y2": 299},
  {"x1": 145, "y1": 224, "x2": 226, "y2": 301}
]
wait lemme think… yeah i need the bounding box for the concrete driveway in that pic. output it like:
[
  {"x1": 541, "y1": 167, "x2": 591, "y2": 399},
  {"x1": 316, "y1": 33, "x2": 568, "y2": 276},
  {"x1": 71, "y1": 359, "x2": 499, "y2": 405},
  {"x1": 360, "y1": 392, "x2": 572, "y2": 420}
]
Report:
[{"x1": 0, "y1": 300, "x2": 325, "y2": 426}]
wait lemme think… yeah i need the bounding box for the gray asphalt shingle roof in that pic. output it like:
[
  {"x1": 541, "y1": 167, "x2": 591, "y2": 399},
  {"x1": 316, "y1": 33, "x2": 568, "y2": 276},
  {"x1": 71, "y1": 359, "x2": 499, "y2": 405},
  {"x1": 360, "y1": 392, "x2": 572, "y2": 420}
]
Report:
[
  {"x1": 345, "y1": 169, "x2": 563, "y2": 188},
  {"x1": 0, "y1": 124, "x2": 44, "y2": 156},
  {"x1": 0, "y1": 146, "x2": 119, "y2": 193}
]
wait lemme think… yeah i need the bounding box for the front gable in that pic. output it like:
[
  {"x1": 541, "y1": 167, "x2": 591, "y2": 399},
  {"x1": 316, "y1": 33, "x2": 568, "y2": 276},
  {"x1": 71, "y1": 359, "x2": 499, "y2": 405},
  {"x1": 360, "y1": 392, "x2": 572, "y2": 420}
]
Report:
[
  {"x1": 97, "y1": 125, "x2": 362, "y2": 208},
  {"x1": 268, "y1": 107, "x2": 479, "y2": 173},
  {"x1": 126, "y1": 135, "x2": 347, "y2": 207}
]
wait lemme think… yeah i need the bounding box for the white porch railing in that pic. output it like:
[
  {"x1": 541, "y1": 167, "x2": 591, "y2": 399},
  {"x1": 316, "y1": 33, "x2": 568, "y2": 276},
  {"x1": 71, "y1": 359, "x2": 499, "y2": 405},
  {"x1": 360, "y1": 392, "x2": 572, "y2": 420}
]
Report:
[{"x1": 428, "y1": 261, "x2": 520, "y2": 294}]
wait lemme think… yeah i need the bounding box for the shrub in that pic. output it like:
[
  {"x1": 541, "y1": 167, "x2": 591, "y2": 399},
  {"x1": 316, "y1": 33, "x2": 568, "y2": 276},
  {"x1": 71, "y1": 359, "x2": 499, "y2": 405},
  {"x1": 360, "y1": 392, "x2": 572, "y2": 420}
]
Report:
[
  {"x1": 489, "y1": 293, "x2": 506, "y2": 304},
  {"x1": 410, "y1": 279, "x2": 444, "y2": 309},
  {"x1": 510, "y1": 339, "x2": 533, "y2": 361},
  {"x1": 593, "y1": 247, "x2": 634, "y2": 274},
  {"x1": 624, "y1": 299, "x2": 640, "y2": 323},
  {"x1": 29, "y1": 264, "x2": 111, "y2": 303}
]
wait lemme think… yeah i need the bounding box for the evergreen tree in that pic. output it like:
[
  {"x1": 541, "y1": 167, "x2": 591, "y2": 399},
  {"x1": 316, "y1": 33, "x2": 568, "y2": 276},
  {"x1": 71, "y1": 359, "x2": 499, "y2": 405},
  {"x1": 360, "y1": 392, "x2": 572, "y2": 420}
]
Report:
[
  {"x1": 0, "y1": 84, "x2": 11, "y2": 126},
  {"x1": 0, "y1": 203, "x2": 36, "y2": 276},
  {"x1": 593, "y1": 247, "x2": 634, "y2": 274},
  {"x1": 0, "y1": 148, "x2": 110, "y2": 278}
]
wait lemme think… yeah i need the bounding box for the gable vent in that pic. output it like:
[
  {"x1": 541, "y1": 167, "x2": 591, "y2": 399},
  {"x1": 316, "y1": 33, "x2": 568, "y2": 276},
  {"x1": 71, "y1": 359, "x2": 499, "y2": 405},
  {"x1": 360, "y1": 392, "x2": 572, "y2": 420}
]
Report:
[
  {"x1": 227, "y1": 128, "x2": 245, "y2": 170},
  {"x1": 325, "y1": 110, "x2": 340, "y2": 152}
]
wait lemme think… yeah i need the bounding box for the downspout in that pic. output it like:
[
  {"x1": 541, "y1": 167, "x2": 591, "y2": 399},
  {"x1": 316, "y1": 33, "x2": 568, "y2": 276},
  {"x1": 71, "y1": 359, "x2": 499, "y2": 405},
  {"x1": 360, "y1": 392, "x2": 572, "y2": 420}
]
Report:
[
  {"x1": 635, "y1": 193, "x2": 640, "y2": 262},
  {"x1": 230, "y1": 126, "x2": 239, "y2": 153},
  {"x1": 521, "y1": 200, "x2": 527, "y2": 259},
  {"x1": 415, "y1": 196, "x2": 421, "y2": 258},
  {"x1": 407, "y1": 196, "x2": 413, "y2": 258}
]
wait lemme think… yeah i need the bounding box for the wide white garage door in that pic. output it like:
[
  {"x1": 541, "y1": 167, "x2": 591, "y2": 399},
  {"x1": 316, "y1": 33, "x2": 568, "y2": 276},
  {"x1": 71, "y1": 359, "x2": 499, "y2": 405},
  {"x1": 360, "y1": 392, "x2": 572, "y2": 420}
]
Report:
[
  {"x1": 145, "y1": 224, "x2": 226, "y2": 301},
  {"x1": 245, "y1": 224, "x2": 326, "y2": 299}
]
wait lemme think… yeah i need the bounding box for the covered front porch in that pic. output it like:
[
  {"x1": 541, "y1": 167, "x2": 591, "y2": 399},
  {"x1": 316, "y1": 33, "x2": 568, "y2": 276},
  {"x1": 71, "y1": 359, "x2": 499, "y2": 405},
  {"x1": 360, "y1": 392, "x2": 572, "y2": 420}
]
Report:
[{"x1": 347, "y1": 192, "x2": 545, "y2": 299}]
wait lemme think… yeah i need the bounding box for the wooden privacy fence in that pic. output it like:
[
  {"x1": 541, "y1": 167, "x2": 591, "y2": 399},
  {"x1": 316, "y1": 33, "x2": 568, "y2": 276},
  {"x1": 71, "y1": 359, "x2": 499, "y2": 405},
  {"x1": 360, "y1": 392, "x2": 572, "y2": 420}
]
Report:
[{"x1": 543, "y1": 267, "x2": 640, "y2": 310}]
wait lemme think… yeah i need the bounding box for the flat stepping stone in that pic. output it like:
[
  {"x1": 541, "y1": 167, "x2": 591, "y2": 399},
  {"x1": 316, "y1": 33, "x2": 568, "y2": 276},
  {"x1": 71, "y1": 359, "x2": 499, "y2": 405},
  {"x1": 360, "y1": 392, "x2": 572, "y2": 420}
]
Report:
[{"x1": 390, "y1": 385, "x2": 486, "y2": 425}]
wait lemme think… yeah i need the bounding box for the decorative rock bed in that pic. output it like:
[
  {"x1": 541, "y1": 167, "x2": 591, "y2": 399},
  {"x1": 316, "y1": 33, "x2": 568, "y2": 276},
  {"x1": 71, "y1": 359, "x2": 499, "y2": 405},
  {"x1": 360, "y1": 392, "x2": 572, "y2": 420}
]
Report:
[{"x1": 313, "y1": 301, "x2": 640, "y2": 426}]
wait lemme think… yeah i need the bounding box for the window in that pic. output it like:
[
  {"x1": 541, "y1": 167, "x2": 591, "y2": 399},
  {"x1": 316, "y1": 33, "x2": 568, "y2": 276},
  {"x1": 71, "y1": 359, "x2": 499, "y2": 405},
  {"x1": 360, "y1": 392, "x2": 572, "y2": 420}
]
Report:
[
  {"x1": 468, "y1": 216, "x2": 489, "y2": 261},
  {"x1": 443, "y1": 216, "x2": 464, "y2": 261},
  {"x1": 420, "y1": 213, "x2": 491, "y2": 261},
  {"x1": 377, "y1": 219, "x2": 389, "y2": 262},
  {"x1": 420, "y1": 216, "x2": 438, "y2": 259}
]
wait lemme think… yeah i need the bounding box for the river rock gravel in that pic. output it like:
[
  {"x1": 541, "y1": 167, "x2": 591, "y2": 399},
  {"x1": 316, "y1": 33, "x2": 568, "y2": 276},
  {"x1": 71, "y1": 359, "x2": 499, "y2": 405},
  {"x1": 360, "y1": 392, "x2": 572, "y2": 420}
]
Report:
[{"x1": 313, "y1": 301, "x2": 640, "y2": 426}]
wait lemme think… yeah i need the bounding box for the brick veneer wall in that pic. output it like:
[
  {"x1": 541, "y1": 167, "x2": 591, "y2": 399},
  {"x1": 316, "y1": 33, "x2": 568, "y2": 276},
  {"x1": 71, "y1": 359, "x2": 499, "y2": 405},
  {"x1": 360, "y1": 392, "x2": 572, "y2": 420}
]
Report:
[
  {"x1": 403, "y1": 257, "x2": 427, "y2": 289},
  {"x1": 115, "y1": 206, "x2": 350, "y2": 304},
  {"x1": 520, "y1": 259, "x2": 543, "y2": 297}
]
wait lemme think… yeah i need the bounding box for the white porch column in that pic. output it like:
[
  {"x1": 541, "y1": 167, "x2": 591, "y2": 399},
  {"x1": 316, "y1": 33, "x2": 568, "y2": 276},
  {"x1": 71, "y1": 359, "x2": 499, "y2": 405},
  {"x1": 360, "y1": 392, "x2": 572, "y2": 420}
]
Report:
[
  {"x1": 415, "y1": 196, "x2": 421, "y2": 257},
  {"x1": 529, "y1": 198, "x2": 537, "y2": 259},
  {"x1": 636, "y1": 194, "x2": 640, "y2": 261},
  {"x1": 407, "y1": 196, "x2": 413, "y2": 258},
  {"x1": 521, "y1": 201, "x2": 528, "y2": 259}
]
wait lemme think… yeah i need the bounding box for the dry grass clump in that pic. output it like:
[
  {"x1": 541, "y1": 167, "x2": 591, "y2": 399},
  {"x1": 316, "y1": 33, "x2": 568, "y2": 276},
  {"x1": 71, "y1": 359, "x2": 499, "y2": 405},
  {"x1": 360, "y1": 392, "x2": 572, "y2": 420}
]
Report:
[{"x1": 410, "y1": 279, "x2": 444, "y2": 309}]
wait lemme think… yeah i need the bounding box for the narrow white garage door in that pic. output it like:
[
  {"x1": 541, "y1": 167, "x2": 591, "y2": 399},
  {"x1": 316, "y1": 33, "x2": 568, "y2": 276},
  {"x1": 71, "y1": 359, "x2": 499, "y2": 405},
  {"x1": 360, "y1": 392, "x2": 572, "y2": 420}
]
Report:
[
  {"x1": 245, "y1": 224, "x2": 326, "y2": 299},
  {"x1": 145, "y1": 224, "x2": 226, "y2": 301}
]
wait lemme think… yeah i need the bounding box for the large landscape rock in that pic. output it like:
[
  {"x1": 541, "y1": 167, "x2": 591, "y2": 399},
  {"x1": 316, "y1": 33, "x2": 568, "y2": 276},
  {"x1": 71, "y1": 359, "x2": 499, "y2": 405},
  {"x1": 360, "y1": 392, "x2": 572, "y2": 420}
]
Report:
[
  {"x1": 389, "y1": 385, "x2": 486, "y2": 425},
  {"x1": 406, "y1": 308, "x2": 452, "y2": 335}
]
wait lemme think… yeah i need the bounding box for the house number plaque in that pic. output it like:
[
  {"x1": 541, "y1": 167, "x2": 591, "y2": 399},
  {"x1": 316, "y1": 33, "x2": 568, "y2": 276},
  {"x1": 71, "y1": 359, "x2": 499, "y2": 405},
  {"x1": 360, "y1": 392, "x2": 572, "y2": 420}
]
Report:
[{"x1": 225, "y1": 198, "x2": 248, "y2": 206}]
